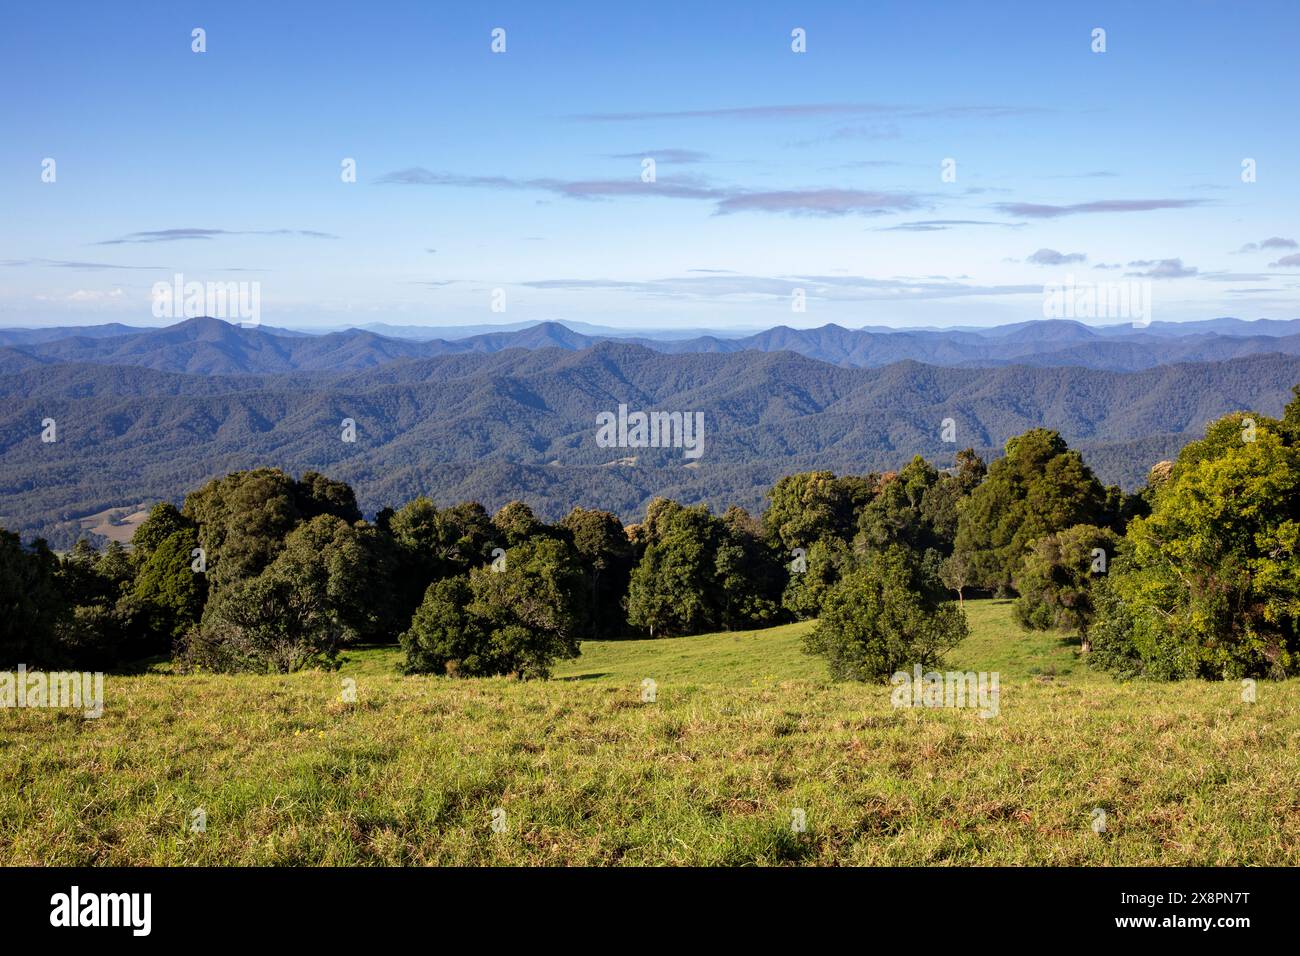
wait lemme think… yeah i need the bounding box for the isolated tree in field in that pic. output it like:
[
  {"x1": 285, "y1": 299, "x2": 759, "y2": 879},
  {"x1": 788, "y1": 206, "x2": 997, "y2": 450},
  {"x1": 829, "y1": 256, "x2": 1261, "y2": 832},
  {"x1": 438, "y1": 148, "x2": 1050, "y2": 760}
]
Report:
[
  {"x1": 939, "y1": 549, "x2": 973, "y2": 605},
  {"x1": 1093, "y1": 412, "x2": 1300, "y2": 679},
  {"x1": 465, "y1": 536, "x2": 585, "y2": 678},
  {"x1": 804, "y1": 545, "x2": 968, "y2": 681},
  {"x1": 1014, "y1": 524, "x2": 1120, "y2": 653},
  {"x1": 953, "y1": 429, "x2": 1108, "y2": 594},
  {"x1": 400, "y1": 577, "x2": 485, "y2": 676}
]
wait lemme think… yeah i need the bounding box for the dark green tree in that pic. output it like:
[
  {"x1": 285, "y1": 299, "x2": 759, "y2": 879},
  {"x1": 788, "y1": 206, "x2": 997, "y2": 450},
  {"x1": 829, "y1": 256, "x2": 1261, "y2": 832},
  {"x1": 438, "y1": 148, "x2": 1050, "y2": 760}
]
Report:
[
  {"x1": 1092, "y1": 412, "x2": 1300, "y2": 679},
  {"x1": 804, "y1": 545, "x2": 968, "y2": 682},
  {"x1": 559, "y1": 507, "x2": 633, "y2": 639},
  {"x1": 1013, "y1": 524, "x2": 1120, "y2": 652},
  {"x1": 953, "y1": 429, "x2": 1109, "y2": 594}
]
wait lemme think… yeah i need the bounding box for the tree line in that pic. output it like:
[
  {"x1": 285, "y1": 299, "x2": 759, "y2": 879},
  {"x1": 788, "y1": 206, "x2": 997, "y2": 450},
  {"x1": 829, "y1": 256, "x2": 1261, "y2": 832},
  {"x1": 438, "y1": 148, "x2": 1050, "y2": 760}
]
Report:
[{"x1": 3, "y1": 385, "x2": 1298, "y2": 682}]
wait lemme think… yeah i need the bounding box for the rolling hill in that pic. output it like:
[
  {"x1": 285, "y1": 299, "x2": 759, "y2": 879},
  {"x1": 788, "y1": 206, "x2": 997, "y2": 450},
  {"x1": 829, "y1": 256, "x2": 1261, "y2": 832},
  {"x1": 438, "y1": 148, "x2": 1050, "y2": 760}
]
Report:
[
  {"x1": 3, "y1": 341, "x2": 1298, "y2": 546},
  {"x1": 7, "y1": 316, "x2": 1300, "y2": 375}
]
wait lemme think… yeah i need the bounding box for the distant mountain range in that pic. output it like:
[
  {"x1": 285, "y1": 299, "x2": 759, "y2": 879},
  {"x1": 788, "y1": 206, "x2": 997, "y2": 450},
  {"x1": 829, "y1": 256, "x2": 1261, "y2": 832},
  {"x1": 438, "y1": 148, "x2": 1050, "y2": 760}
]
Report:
[
  {"x1": 3, "y1": 332, "x2": 1298, "y2": 547},
  {"x1": 4, "y1": 316, "x2": 1300, "y2": 376}
]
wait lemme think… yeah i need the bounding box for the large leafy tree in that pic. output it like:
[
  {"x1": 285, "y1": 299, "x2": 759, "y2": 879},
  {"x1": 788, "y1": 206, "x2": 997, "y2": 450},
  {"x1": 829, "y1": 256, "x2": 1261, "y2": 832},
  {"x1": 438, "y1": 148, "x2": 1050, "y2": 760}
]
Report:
[
  {"x1": 385, "y1": 496, "x2": 492, "y2": 624},
  {"x1": 782, "y1": 536, "x2": 851, "y2": 620},
  {"x1": 182, "y1": 468, "x2": 301, "y2": 588},
  {"x1": 714, "y1": 506, "x2": 784, "y2": 631},
  {"x1": 1094, "y1": 412, "x2": 1300, "y2": 679},
  {"x1": 131, "y1": 503, "x2": 195, "y2": 564},
  {"x1": 492, "y1": 500, "x2": 547, "y2": 547},
  {"x1": 856, "y1": 456, "x2": 943, "y2": 556},
  {"x1": 762, "y1": 471, "x2": 863, "y2": 552},
  {"x1": 293, "y1": 470, "x2": 362, "y2": 524},
  {"x1": 399, "y1": 577, "x2": 485, "y2": 676},
  {"x1": 178, "y1": 514, "x2": 391, "y2": 672},
  {"x1": 132, "y1": 528, "x2": 207, "y2": 646},
  {"x1": 559, "y1": 506, "x2": 633, "y2": 639},
  {"x1": 953, "y1": 429, "x2": 1109, "y2": 594},
  {"x1": 919, "y1": 448, "x2": 986, "y2": 551},
  {"x1": 1014, "y1": 523, "x2": 1120, "y2": 652},
  {"x1": 0, "y1": 530, "x2": 66, "y2": 666},
  {"x1": 626, "y1": 504, "x2": 718, "y2": 637}
]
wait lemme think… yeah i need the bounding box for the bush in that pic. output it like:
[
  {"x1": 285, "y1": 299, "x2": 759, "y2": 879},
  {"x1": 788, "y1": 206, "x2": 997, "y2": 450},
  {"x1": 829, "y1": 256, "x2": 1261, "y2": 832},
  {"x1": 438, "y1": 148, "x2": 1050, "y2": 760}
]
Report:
[
  {"x1": 176, "y1": 570, "x2": 343, "y2": 673},
  {"x1": 803, "y1": 545, "x2": 968, "y2": 681},
  {"x1": 401, "y1": 537, "x2": 585, "y2": 679}
]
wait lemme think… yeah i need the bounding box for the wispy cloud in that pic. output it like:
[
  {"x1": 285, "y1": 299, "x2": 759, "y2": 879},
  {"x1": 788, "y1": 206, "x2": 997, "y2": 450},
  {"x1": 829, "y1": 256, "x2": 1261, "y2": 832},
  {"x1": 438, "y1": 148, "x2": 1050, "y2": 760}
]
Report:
[
  {"x1": 376, "y1": 166, "x2": 923, "y2": 217},
  {"x1": 1044, "y1": 170, "x2": 1118, "y2": 179},
  {"x1": 608, "y1": 149, "x2": 709, "y2": 163},
  {"x1": 97, "y1": 228, "x2": 338, "y2": 244},
  {"x1": 1269, "y1": 253, "x2": 1300, "y2": 268},
  {"x1": 376, "y1": 166, "x2": 724, "y2": 201},
  {"x1": 572, "y1": 102, "x2": 1048, "y2": 122},
  {"x1": 993, "y1": 199, "x2": 1207, "y2": 218},
  {"x1": 1026, "y1": 248, "x2": 1087, "y2": 265},
  {"x1": 2, "y1": 257, "x2": 169, "y2": 270},
  {"x1": 1125, "y1": 258, "x2": 1198, "y2": 279},
  {"x1": 714, "y1": 189, "x2": 923, "y2": 217},
  {"x1": 1235, "y1": 237, "x2": 1298, "y2": 253},
  {"x1": 877, "y1": 219, "x2": 1023, "y2": 232}
]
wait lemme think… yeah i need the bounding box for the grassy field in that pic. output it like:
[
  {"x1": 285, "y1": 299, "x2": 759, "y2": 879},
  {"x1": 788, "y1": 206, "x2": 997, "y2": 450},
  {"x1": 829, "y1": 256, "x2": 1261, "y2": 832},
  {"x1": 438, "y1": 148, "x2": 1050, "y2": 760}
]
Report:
[{"x1": 2, "y1": 599, "x2": 1297, "y2": 865}]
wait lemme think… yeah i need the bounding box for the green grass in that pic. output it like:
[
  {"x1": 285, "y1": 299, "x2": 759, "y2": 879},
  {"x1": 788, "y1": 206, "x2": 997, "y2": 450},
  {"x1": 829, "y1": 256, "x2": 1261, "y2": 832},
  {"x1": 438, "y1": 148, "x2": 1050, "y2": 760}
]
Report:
[{"x1": 2, "y1": 599, "x2": 1297, "y2": 866}]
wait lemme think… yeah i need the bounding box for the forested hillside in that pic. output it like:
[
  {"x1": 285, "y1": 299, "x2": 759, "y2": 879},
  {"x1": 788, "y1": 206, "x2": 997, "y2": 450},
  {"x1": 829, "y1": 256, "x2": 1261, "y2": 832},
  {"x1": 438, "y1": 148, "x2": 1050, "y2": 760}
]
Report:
[{"x1": 2, "y1": 339, "x2": 1298, "y2": 546}]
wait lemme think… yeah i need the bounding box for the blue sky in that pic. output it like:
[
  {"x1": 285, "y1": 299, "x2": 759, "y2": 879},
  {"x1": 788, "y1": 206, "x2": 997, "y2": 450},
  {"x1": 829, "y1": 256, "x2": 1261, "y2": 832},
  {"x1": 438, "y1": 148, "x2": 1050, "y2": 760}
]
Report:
[{"x1": 1, "y1": 0, "x2": 1297, "y2": 330}]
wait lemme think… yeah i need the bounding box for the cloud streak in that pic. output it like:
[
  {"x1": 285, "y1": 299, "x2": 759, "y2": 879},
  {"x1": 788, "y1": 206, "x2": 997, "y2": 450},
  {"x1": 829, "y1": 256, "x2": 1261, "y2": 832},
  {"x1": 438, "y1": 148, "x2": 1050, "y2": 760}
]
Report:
[
  {"x1": 1125, "y1": 258, "x2": 1198, "y2": 279},
  {"x1": 573, "y1": 102, "x2": 1048, "y2": 122},
  {"x1": 96, "y1": 228, "x2": 339, "y2": 245},
  {"x1": 2, "y1": 257, "x2": 169, "y2": 270},
  {"x1": 376, "y1": 166, "x2": 924, "y2": 217},
  {"x1": 993, "y1": 199, "x2": 1207, "y2": 218},
  {"x1": 714, "y1": 189, "x2": 923, "y2": 217},
  {"x1": 608, "y1": 149, "x2": 709, "y2": 163},
  {"x1": 877, "y1": 219, "x2": 1023, "y2": 232}
]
